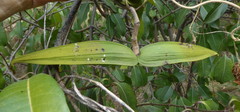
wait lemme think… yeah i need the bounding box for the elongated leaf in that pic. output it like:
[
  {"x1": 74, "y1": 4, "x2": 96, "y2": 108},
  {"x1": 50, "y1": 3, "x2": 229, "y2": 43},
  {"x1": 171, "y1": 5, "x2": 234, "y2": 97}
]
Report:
[
  {"x1": 102, "y1": 0, "x2": 117, "y2": 12},
  {"x1": 0, "y1": 74, "x2": 70, "y2": 112},
  {"x1": 195, "y1": 58, "x2": 212, "y2": 77},
  {"x1": 138, "y1": 11, "x2": 151, "y2": 39},
  {"x1": 216, "y1": 92, "x2": 231, "y2": 106},
  {"x1": 0, "y1": 22, "x2": 7, "y2": 46},
  {"x1": 175, "y1": 9, "x2": 189, "y2": 28},
  {"x1": 207, "y1": 32, "x2": 226, "y2": 52},
  {"x1": 0, "y1": 69, "x2": 5, "y2": 89},
  {"x1": 155, "y1": 86, "x2": 174, "y2": 103},
  {"x1": 187, "y1": 88, "x2": 200, "y2": 103},
  {"x1": 76, "y1": 3, "x2": 90, "y2": 26},
  {"x1": 210, "y1": 55, "x2": 234, "y2": 83},
  {"x1": 138, "y1": 42, "x2": 217, "y2": 67},
  {"x1": 204, "y1": 3, "x2": 228, "y2": 24},
  {"x1": 106, "y1": 16, "x2": 114, "y2": 37},
  {"x1": 130, "y1": 66, "x2": 147, "y2": 87},
  {"x1": 12, "y1": 41, "x2": 138, "y2": 66},
  {"x1": 199, "y1": 99, "x2": 219, "y2": 110},
  {"x1": 169, "y1": 98, "x2": 178, "y2": 112},
  {"x1": 11, "y1": 21, "x2": 23, "y2": 38},
  {"x1": 112, "y1": 68, "x2": 125, "y2": 81},
  {"x1": 110, "y1": 14, "x2": 126, "y2": 36},
  {"x1": 138, "y1": 105, "x2": 162, "y2": 112},
  {"x1": 115, "y1": 82, "x2": 137, "y2": 110}
]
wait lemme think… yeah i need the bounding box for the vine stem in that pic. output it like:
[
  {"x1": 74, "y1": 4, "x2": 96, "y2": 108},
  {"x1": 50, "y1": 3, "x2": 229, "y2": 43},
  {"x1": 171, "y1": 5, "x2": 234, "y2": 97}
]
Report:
[
  {"x1": 171, "y1": 0, "x2": 240, "y2": 10},
  {"x1": 129, "y1": 7, "x2": 140, "y2": 55},
  {"x1": 171, "y1": 0, "x2": 240, "y2": 41}
]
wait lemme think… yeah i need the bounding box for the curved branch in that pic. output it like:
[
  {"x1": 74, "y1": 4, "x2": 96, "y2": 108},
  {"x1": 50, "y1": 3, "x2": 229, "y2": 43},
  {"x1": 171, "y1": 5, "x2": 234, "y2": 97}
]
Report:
[
  {"x1": 171, "y1": 0, "x2": 240, "y2": 10},
  {"x1": 171, "y1": 0, "x2": 240, "y2": 41}
]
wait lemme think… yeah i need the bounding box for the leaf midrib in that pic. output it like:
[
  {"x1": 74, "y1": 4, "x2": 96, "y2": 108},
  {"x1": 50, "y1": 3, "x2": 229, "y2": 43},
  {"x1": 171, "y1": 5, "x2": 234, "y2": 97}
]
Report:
[{"x1": 27, "y1": 79, "x2": 33, "y2": 112}]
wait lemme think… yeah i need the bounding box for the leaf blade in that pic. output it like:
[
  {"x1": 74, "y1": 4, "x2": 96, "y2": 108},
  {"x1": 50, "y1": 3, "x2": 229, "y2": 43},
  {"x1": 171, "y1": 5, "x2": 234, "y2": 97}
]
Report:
[
  {"x1": 12, "y1": 41, "x2": 138, "y2": 66},
  {"x1": 0, "y1": 74, "x2": 70, "y2": 112},
  {"x1": 138, "y1": 42, "x2": 217, "y2": 67}
]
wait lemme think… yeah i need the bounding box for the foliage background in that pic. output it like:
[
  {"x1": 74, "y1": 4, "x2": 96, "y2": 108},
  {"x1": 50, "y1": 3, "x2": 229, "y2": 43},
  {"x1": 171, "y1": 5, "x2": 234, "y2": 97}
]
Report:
[{"x1": 0, "y1": 0, "x2": 240, "y2": 111}]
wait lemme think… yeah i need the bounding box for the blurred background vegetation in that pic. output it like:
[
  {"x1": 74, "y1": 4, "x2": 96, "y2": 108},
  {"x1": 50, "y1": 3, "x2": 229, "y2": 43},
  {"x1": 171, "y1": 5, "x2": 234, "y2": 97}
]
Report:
[{"x1": 1, "y1": 0, "x2": 240, "y2": 111}]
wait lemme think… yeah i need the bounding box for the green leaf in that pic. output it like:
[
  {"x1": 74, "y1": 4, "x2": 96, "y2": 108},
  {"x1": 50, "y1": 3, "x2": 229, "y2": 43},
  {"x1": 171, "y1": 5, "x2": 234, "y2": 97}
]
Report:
[
  {"x1": 110, "y1": 14, "x2": 126, "y2": 36},
  {"x1": 138, "y1": 42, "x2": 217, "y2": 67},
  {"x1": 153, "y1": 0, "x2": 174, "y2": 23},
  {"x1": 203, "y1": 3, "x2": 228, "y2": 24},
  {"x1": 130, "y1": 66, "x2": 147, "y2": 87},
  {"x1": 175, "y1": 9, "x2": 189, "y2": 28},
  {"x1": 138, "y1": 11, "x2": 151, "y2": 39},
  {"x1": 0, "y1": 74, "x2": 70, "y2": 112},
  {"x1": 200, "y1": 3, "x2": 213, "y2": 20},
  {"x1": 106, "y1": 16, "x2": 115, "y2": 37},
  {"x1": 102, "y1": 0, "x2": 117, "y2": 12},
  {"x1": 195, "y1": 58, "x2": 212, "y2": 77},
  {"x1": 210, "y1": 55, "x2": 234, "y2": 83},
  {"x1": 0, "y1": 46, "x2": 9, "y2": 56},
  {"x1": 115, "y1": 82, "x2": 137, "y2": 110},
  {"x1": 206, "y1": 32, "x2": 226, "y2": 52},
  {"x1": 138, "y1": 105, "x2": 162, "y2": 112},
  {"x1": 112, "y1": 68, "x2": 125, "y2": 81},
  {"x1": 0, "y1": 69, "x2": 5, "y2": 89},
  {"x1": 76, "y1": 3, "x2": 90, "y2": 27},
  {"x1": 173, "y1": 72, "x2": 186, "y2": 82},
  {"x1": 216, "y1": 92, "x2": 231, "y2": 106},
  {"x1": 187, "y1": 88, "x2": 199, "y2": 103},
  {"x1": 198, "y1": 84, "x2": 211, "y2": 99},
  {"x1": 230, "y1": 97, "x2": 240, "y2": 111},
  {"x1": 0, "y1": 22, "x2": 8, "y2": 46},
  {"x1": 49, "y1": 9, "x2": 62, "y2": 28},
  {"x1": 11, "y1": 21, "x2": 23, "y2": 38},
  {"x1": 155, "y1": 86, "x2": 174, "y2": 103},
  {"x1": 12, "y1": 41, "x2": 138, "y2": 66},
  {"x1": 200, "y1": 99, "x2": 219, "y2": 110},
  {"x1": 169, "y1": 98, "x2": 178, "y2": 112}
]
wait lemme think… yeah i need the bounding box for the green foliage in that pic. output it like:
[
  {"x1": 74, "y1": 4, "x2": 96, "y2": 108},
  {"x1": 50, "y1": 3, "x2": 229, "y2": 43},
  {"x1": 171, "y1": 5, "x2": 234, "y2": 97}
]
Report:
[
  {"x1": 155, "y1": 86, "x2": 174, "y2": 103},
  {"x1": 130, "y1": 66, "x2": 147, "y2": 87},
  {"x1": 210, "y1": 55, "x2": 235, "y2": 83},
  {"x1": 115, "y1": 82, "x2": 137, "y2": 110},
  {"x1": 12, "y1": 41, "x2": 138, "y2": 66},
  {"x1": 0, "y1": 74, "x2": 70, "y2": 112},
  {"x1": 138, "y1": 42, "x2": 217, "y2": 67},
  {"x1": 1, "y1": 0, "x2": 240, "y2": 111},
  {"x1": 0, "y1": 69, "x2": 5, "y2": 89},
  {"x1": 0, "y1": 22, "x2": 8, "y2": 46},
  {"x1": 200, "y1": 3, "x2": 228, "y2": 24},
  {"x1": 12, "y1": 41, "x2": 216, "y2": 67}
]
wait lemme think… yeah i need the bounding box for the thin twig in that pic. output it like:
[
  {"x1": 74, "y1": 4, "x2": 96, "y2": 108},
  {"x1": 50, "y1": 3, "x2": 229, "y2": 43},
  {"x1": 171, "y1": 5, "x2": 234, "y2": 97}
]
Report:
[
  {"x1": 0, "y1": 53, "x2": 18, "y2": 81},
  {"x1": 93, "y1": 0, "x2": 107, "y2": 17},
  {"x1": 129, "y1": 7, "x2": 140, "y2": 55},
  {"x1": 93, "y1": 66, "x2": 118, "y2": 82},
  {"x1": 9, "y1": 26, "x2": 35, "y2": 63},
  {"x1": 46, "y1": 27, "x2": 55, "y2": 48},
  {"x1": 72, "y1": 82, "x2": 117, "y2": 112},
  {"x1": 171, "y1": 0, "x2": 240, "y2": 42},
  {"x1": 67, "y1": 95, "x2": 81, "y2": 112},
  {"x1": 60, "y1": 75, "x2": 135, "y2": 112},
  {"x1": 43, "y1": 5, "x2": 48, "y2": 49},
  {"x1": 55, "y1": 0, "x2": 82, "y2": 46},
  {"x1": 75, "y1": 26, "x2": 90, "y2": 32},
  {"x1": 171, "y1": 0, "x2": 240, "y2": 10}
]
